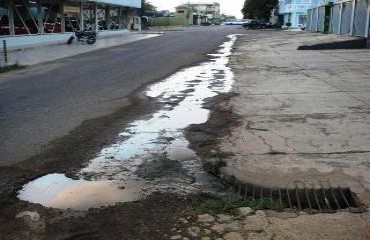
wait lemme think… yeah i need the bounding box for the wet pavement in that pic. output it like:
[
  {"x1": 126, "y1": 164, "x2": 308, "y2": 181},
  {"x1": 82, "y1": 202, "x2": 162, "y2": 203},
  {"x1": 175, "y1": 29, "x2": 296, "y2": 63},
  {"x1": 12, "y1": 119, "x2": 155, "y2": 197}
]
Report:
[{"x1": 17, "y1": 35, "x2": 239, "y2": 209}]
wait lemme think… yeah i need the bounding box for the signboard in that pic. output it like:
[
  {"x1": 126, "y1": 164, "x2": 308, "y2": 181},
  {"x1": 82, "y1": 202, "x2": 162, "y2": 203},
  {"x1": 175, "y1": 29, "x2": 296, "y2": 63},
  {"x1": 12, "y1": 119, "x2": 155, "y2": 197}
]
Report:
[
  {"x1": 64, "y1": 5, "x2": 80, "y2": 14},
  {"x1": 93, "y1": 0, "x2": 141, "y2": 8}
]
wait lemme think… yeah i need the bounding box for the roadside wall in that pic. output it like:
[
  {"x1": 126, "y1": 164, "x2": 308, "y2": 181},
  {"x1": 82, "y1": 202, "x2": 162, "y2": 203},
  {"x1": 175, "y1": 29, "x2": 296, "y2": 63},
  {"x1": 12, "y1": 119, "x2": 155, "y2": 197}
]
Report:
[
  {"x1": 148, "y1": 14, "x2": 187, "y2": 27},
  {"x1": 307, "y1": 0, "x2": 370, "y2": 38}
]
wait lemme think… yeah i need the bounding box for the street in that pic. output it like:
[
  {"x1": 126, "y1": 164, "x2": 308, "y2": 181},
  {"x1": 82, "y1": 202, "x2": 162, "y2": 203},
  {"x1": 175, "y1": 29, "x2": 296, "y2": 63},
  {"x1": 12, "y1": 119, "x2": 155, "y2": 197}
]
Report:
[
  {"x1": 0, "y1": 26, "x2": 244, "y2": 166},
  {"x1": 1, "y1": 27, "x2": 370, "y2": 240}
]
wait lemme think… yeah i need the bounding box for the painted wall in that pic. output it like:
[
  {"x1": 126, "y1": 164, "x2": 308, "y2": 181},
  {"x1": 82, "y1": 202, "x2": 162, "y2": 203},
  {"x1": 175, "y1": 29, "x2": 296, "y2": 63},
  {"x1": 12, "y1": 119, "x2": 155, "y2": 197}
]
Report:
[
  {"x1": 148, "y1": 13, "x2": 187, "y2": 27},
  {"x1": 279, "y1": 0, "x2": 322, "y2": 27}
]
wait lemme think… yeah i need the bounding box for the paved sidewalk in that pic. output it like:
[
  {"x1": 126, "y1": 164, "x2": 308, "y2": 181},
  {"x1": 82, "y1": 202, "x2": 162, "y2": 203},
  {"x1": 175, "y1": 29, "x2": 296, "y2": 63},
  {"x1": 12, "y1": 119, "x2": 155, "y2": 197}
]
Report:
[
  {"x1": 223, "y1": 31, "x2": 370, "y2": 200},
  {"x1": 3, "y1": 32, "x2": 161, "y2": 66},
  {"x1": 206, "y1": 31, "x2": 370, "y2": 240}
]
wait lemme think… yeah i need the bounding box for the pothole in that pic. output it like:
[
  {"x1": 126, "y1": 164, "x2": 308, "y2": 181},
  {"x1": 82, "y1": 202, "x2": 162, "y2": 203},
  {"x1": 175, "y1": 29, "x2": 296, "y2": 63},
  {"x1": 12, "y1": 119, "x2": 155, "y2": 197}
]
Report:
[{"x1": 17, "y1": 34, "x2": 240, "y2": 210}]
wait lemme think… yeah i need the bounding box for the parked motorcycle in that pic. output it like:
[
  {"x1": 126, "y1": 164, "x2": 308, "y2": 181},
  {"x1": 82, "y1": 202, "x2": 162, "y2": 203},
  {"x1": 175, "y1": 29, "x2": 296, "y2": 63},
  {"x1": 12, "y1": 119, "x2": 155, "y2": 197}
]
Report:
[{"x1": 67, "y1": 30, "x2": 97, "y2": 45}]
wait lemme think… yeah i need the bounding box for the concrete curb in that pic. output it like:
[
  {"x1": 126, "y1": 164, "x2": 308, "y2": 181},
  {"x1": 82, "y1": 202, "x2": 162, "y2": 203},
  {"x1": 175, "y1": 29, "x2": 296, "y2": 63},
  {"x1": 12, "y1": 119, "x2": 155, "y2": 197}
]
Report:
[{"x1": 297, "y1": 37, "x2": 367, "y2": 50}]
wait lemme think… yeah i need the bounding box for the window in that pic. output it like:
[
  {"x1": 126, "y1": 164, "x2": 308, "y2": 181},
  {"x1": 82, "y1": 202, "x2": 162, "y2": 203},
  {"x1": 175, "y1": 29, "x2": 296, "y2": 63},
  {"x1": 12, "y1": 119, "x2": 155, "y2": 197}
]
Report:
[{"x1": 298, "y1": 14, "x2": 307, "y2": 25}]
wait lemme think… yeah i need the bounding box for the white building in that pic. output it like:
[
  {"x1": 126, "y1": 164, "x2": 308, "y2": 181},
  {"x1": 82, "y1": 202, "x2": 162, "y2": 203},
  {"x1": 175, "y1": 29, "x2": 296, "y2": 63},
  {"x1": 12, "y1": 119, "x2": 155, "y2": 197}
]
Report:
[
  {"x1": 0, "y1": 0, "x2": 141, "y2": 37},
  {"x1": 176, "y1": 2, "x2": 221, "y2": 25},
  {"x1": 279, "y1": 0, "x2": 320, "y2": 28}
]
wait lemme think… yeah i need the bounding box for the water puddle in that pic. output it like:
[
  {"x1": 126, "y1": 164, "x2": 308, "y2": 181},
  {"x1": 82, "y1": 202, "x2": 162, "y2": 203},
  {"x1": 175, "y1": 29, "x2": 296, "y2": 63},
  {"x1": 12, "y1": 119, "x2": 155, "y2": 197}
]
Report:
[
  {"x1": 18, "y1": 174, "x2": 141, "y2": 209},
  {"x1": 18, "y1": 34, "x2": 239, "y2": 209}
]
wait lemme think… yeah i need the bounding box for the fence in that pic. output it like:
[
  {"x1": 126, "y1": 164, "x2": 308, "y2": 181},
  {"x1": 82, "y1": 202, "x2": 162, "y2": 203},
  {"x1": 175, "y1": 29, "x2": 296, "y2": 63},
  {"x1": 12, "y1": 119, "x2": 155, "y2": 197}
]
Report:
[
  {"x1": 307, "y1": 0, "x2": 370, "y2": 38},
  {"x1": 0, "y1": 40, "x2": 8, "y2": 67}
]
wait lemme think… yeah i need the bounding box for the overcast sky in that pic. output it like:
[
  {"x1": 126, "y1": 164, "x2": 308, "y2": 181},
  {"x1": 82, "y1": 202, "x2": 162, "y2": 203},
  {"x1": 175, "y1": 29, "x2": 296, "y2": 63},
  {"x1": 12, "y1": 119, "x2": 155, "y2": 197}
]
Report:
[{"x1": 148, "y1": 0, "x2": 245, "y2": 18}]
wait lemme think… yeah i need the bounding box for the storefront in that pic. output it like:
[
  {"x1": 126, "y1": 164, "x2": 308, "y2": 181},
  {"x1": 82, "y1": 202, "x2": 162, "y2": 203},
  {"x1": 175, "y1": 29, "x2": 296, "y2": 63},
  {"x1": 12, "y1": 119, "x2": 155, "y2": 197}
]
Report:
[{"x1": 0, "y1": 0, "x2": 141, "y2": 36}]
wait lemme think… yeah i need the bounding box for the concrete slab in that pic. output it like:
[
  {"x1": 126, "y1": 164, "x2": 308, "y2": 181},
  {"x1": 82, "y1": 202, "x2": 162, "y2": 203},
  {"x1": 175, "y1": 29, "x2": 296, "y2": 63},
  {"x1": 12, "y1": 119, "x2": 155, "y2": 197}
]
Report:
[{"x1": 224, "y1": 31, "x2": 370, "y2": 203}]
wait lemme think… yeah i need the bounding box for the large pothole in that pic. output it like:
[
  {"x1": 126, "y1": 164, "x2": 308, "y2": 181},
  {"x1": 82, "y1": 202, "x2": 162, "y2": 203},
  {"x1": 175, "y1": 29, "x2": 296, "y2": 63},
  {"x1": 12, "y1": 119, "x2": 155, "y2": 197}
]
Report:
[{"x1": 17, "y1": 35, "x2": 240, "y2": 210}]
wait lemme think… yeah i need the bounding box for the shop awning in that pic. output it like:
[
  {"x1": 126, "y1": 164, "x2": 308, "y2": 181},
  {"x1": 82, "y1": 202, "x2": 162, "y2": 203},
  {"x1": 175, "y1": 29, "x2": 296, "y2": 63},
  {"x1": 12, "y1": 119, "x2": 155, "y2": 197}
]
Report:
[{"x1": 91, "y1": 0, "x2": 141, "y2": 8}]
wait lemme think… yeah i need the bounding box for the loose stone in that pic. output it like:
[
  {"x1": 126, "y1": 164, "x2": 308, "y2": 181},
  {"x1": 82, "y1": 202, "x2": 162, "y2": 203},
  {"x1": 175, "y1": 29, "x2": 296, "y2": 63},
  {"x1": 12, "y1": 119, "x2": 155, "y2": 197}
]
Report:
[
  {"x1": 211, "y1": 223, "x2": 227, "y2": 234},
  {"x1": 187, "y1": 226, "x2": 201, "y2": 237},
  {"x1": 238, "y1": 207, "x2": 254, "y2": 216},
  {"x1": 223, "y1": 232, "x2": 244, "y2": 240},
  {"x1": 198, "y1": 214, "x2": 215, "y2": 223},
  {"x1": 216, "y1": 214, "x2": 233, "y2": 223},
  {"x1": 255, "y1": 210, "x2": 266, "y2": 217},
  {"x1": 242, "y1": 215, "x2": 269, "y2": 231},
  {"x1": 203, "y1": 229, "x2": 212, "y2": 235}
]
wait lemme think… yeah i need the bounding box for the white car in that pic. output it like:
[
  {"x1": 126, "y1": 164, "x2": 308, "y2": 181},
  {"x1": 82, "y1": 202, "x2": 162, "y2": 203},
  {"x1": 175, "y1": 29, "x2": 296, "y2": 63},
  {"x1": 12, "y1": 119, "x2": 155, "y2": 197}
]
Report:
[{"x1": 222, "y1": 19, "x2": 249, "y2": 25}]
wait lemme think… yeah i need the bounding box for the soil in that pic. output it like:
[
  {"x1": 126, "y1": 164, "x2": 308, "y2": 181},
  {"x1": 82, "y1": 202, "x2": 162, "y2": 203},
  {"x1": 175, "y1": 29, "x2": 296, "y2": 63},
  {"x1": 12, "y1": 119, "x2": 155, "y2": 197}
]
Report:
[
  {"x1": 184, "y1": 92, "x2": 241, "y2": 162},
  {"x1": 0, "y1": 193, "x2": 193, "y2": 240},
  {"x1": 0, "y1": 31, "x2": 246, "y2": 240},
  {"x1": 0, "y1": 61, "x2": 238, "y2": 240},
  {"x1": 2, "y1": 31, "x2": 369, "y2": 240}
]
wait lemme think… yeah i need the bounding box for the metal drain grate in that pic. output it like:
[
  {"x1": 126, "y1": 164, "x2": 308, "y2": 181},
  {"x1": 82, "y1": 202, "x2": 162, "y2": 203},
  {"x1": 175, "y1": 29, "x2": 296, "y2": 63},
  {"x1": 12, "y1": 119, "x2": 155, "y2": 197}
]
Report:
[{"x1": 224, "y1": 178, "x2": 364, "y2": 213}]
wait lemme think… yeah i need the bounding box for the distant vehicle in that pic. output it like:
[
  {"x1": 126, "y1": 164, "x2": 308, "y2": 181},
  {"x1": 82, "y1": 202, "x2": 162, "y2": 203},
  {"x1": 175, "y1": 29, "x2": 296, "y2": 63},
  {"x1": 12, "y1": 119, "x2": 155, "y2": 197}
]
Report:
[
  {"x1": 200, "y1": 22, "x2": 211, "y2": 26},
  {"x1": 222, "y1": 19, "x2": 248, "y2": 25},
  {"x1": 243, "y1": 19, "x2": 272, "y2": 29}
]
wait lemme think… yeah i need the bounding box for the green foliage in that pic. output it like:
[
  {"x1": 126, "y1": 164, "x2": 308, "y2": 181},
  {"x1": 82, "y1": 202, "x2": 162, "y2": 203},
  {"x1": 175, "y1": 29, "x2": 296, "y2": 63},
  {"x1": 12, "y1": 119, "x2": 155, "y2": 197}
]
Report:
[
  {"x1": 203, "y1": 159, "x2": 226, "y2": 176},
  {"x1": 242, "y1": 0, "x2": 278, "y2": 20},
  {"x1": 148, "y1": 14, "x2": 186, "y2": 27},
  {"x1": 141, "y1": 0, "x2": 156, "y2": 15},
  {"x1": 272, "y1": 22, "x2": 282, "y2": 29}
]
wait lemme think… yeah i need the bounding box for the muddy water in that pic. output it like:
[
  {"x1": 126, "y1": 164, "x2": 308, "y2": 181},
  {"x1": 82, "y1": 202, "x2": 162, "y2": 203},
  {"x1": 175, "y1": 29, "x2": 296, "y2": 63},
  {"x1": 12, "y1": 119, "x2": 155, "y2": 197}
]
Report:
[{"x1": 18, "y1": 35, "x2": 239, "y2": 209}]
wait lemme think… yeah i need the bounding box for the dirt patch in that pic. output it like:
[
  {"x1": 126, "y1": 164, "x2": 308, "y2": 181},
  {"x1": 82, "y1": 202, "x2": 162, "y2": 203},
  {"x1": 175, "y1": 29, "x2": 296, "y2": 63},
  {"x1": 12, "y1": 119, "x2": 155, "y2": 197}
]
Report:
[
  {"x1": 135, "y1": 157, "x2": 186, "y2": 181},
  {"x1": 0, "y1": 193, "x2": 193, "y2": 240},
  {"x1": 184, "y1": 92, "x2": 241, "y2": 165},
  {"x1": 0, "y1": 91, "x2": 167, "y2": 236}
]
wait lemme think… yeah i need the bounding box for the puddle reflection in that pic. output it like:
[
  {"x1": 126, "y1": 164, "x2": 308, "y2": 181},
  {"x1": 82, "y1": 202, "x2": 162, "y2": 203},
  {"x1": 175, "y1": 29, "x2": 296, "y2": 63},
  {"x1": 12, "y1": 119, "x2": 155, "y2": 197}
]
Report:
[{"x1": 18, "y1": 35, "x2": 239, "y2": 209}]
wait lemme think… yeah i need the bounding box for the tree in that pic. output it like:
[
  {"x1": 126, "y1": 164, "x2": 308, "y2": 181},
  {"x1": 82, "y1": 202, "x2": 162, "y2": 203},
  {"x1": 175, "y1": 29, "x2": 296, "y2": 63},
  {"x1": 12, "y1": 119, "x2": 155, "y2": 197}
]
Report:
[
  {"x1": 241, "y1": 0, "x2": 278, "y2": 20},
  {"x1": 141, "y1": 0, "x2": 157, "y2": 15}
]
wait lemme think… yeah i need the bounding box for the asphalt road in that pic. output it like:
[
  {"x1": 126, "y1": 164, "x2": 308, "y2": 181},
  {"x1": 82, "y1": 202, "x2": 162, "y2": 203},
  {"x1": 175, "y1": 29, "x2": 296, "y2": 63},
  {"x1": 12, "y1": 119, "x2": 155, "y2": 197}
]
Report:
[{"x1": 0, "y1": 26, "x2": 245, "y2": 166}]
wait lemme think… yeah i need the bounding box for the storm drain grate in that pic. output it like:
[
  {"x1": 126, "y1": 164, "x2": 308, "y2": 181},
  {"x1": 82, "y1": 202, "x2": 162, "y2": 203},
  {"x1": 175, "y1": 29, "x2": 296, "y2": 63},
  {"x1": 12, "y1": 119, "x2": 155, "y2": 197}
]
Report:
[{"x1": 224, "y1": 178, "x2": 364, "y2": 213}]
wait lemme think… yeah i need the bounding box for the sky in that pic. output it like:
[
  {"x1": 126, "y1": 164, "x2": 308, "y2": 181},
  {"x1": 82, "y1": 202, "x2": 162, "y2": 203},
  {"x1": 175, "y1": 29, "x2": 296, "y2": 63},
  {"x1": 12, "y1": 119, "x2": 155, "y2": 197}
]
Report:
[{"x1": 148, "y1": 0, "x2": 245, "y2": 19}]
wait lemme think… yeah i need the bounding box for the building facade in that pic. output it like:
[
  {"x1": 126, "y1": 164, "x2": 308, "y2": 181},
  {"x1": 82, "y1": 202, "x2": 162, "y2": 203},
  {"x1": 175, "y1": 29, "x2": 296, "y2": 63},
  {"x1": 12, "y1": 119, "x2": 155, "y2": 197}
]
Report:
[
  {"x1": 306, "y1": 0, "x2": 370, "y2": 38},
  {"x1": 279, "y1": 0, "x2": 320, "y2": 28},
  {"x1": 0, "y1": 0, "x2": 141, "y2": 37},
  {"x1": 188, "y1": 2, "x2": 221, "y2": 20},
  {"x1": 175, "y1": 2, "x2": 220, "y2": 25}
]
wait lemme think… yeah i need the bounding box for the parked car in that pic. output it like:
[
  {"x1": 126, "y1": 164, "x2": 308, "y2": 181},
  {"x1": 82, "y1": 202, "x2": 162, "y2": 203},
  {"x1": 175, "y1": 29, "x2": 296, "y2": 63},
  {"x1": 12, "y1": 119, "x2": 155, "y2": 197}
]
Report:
[
  {"x1": 243, "y1": 19, "x2": 272, "y2": 29},
  {"x1": 259, "y1": 20, "x2": 273, "y2": 28},
  {"x1": 222, "y1": 19, "x2": 248, "y2": 25},
  {"x1": 213, "y1": 20, "x2": 222, "y2": 25},
  {"x1": 200, "y1": 21, "x2": 211, "y2": 26}
]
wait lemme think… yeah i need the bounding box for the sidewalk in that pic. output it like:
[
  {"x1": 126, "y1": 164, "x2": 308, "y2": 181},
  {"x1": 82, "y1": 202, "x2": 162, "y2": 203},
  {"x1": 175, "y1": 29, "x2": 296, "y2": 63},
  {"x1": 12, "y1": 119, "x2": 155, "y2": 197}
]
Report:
[
  {"x1": 1, "y1": 32, "x2": 162, "y2": 66},
  {"x1": 224, "y1": 31, "x2": 370, "y2": 198},
  {"x1": 200, "y1": 31, "x2": 370, "y2": 239}
]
